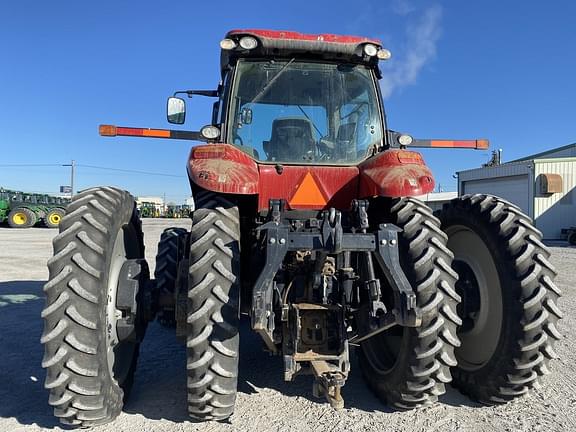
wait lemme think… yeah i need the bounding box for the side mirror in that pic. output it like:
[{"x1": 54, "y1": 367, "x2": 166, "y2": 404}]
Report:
[
  {"x1": 167, "y1": 97, "x2": 186, "y2": 124},
  {"x1": 240, "y1": 107, "x2": 253, "y2": 125}
]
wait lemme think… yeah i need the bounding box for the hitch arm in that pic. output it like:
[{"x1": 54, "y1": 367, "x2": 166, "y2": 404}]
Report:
[{"x1": 99, "y1": 124, "x2": 204, "y2": 141}]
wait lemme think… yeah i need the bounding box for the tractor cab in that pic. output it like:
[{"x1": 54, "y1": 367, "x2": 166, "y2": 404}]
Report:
[
  {"x1": 225, "y1": 58, "x2": 384, "y2": 165},
  {"x1": 169, "y1": 30, "x2": 389, "y2": 166}
]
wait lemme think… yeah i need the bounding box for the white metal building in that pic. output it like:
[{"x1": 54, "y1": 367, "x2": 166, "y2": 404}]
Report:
[
  {"x1": 457, "y1": 143, "x2": 576, "y2": 240},
  {"x1": 416, "y1": 191, "x2": 458, "y2": 212}
]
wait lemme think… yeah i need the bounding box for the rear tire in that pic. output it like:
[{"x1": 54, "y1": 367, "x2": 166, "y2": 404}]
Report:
[
  {"x1": 437, "y1": 194, "x2": 562, "y2": 403},
  {"x1": 45, "y1": 207, "x2": 66, "y2": 228},
  {"x1": 42, "y1": 187, "x2": 145, "y2": 427},
  {"x1": 359, "y1": 198, "x2": 461, "y2": 409},
  {"x1": 154, "y1": 227, "x2": 188, "y2": 326},
  {"x1": 186, "y1": 191, "x2": 240, "y2": 421},
  {"x1": 8, "y1": 207, "x2": 37, "y2": 228},
  {"x1": 568, "y1": 230, "x2": 576, "y2": 246}
]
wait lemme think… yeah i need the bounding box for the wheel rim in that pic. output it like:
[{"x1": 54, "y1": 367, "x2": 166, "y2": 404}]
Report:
[
  {"x1": 105, "y1": 227, "x2": 137, "y2": 385},
  {"x1": 360, "y1": 250, "x2": 405, "y2": 375},
  {"x1": 48, "y1": 212, "x2": 61, "y2": 225},
  {"x1": 12, "y1": 212, "x2": 27, "y2": 225},
  {"x1": 362, "y1": 326, "x2": 404, "y2": 374},
  {"x1": 446, "y1": 225, "x2": 503, "y2": 371}
]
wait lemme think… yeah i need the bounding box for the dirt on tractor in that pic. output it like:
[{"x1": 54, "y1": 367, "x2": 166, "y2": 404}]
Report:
[{"x1": 39, "y1": 29, "x2": 561, "y2": 428}]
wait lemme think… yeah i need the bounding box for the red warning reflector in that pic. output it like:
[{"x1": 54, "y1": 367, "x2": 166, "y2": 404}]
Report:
[{"x1": 289, "y1": 172, "x2": 327, "y2": 207}]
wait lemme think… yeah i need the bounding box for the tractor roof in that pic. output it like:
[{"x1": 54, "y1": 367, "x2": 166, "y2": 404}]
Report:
[{"x1": 220, "y1": 29, "x2": 386, "y2": 74}]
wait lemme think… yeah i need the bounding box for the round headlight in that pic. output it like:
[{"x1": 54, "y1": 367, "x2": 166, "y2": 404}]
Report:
[
  {"x1": 201, "y1": 125, "x2": 221, "y2": 140},
  {"x1": 220, "y1": 38, "x2": 237, "y2": 50},
  {"x1": 377, "y1": 48, "x2": 392, "y2": 60},
  {"x1": 398, "y1": 134, "x2": 414, "y2": 146},
  {"x1": 363, "y1": 43, "x2": 378, "y2": 57},
  {"x1": 239, "y1": 36, "x2": 258, "y2": 50}
]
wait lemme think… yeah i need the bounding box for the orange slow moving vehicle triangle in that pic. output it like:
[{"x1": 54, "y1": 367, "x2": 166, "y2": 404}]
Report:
[{"x1": 289, "y1": 172, "x2": 328, "y2": 207}]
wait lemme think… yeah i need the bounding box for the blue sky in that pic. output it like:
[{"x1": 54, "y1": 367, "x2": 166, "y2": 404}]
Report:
[{"x1": 1, "y1": 1, "x2": 575, "y2": 202}]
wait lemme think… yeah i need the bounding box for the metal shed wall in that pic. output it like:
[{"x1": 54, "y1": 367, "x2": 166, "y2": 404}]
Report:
[
  {"x1": 458, "y1": 161, "x2": 533, "y2": 217},
  {"x1": 533, "y1": 158, "x2": 576, "y2": 239},
  {"x1": 462, "y1": 175, "x2": 531, "y2": 215}
]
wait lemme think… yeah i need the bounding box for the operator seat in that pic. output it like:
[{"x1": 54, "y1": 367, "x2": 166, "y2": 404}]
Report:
[{"x1": 263, "y1": 117, "x2": 316, "y2": 162}]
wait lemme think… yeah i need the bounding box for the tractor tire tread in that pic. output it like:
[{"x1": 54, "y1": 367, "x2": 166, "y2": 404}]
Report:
[
  {"x1": 42, "y1": 186, "x2": 143, "y2": 427},
  {"x1": 360, "y1": 197, "x2": 460, "y2": 409},
  {"x1": 437, "y1": 194, "x2": 561, "y2": 404},
  {"x1": 187, "y1": 191, "x2": 240, "y2": 421},
  {"x1": 154, "y1": 227, "x2": 188, "y2": 326},
  {"x1": 8, "y1": 206, "x2": 37, "y2": 228}
]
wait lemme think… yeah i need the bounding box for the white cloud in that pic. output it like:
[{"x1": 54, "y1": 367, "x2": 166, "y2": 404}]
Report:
[
  {"x1": 391, "y1": 0, "x2": 416, "y2": 16},
  {"x1": 380, "y1": 4, "x2": 443, "y2": 98}
]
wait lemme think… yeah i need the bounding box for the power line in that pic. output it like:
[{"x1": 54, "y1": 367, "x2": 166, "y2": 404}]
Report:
[
  {"x1": 0, "y1": 164, "x2": 62, "y2": 168},
  {"x1": 78, "y1": 164, "x2": 187, "y2": 178}
]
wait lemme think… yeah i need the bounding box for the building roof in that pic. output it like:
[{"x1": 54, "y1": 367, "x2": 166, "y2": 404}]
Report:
[
  {"x1": 415, "y1": 191, "x2": 458, "y2": 202},
  {"x1": 457, "y1": 142, "x2": 576, "y2": 177},
  {"x1": 509, "y1": 142, "x2": 576, "y2": 162}
]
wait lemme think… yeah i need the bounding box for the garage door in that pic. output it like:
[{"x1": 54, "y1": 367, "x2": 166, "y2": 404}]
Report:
[{"x1": 462, "y1": 175, "x2": 530, "y2": 215}]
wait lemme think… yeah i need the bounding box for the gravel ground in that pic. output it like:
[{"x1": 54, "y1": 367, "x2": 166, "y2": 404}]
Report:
[{"x1": 0, "y1": 219, "x2": 574, "y2": 432}]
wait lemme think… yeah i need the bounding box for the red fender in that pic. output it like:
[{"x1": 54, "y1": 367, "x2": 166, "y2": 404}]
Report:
[
  {"x1": 358, "y1": 150, "x2": 435, "y2": 198},
  {"x1": 187, "y1": 144, "x2": 259, "y2": 194}
]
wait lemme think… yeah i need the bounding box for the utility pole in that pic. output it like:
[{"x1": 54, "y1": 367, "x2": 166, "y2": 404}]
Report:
[
  {"x1": 62, "y1": 160, "x2": 76, "y2": 198},
  {"x1": 70, "y1": 160, "x2": 75, "y2": 198}
]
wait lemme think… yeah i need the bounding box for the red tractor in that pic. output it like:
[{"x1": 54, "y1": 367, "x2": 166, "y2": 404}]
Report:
[{"x1": 42, "y1": 30, "x2": 562, "y2": 427}]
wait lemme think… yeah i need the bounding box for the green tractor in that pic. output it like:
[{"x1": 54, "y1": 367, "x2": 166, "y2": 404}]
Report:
[
  {"x1": 0, "y1": 190, "x2": 9, "y2": 224},
  {"x1": 43, "y1": 195, "x2": 68, "y2": 228},
  {"x1": 1, "y1": 188, "x2": 68, "y2": 228},
  {"x1": 3, "y1": 190, "x2": 40, "y2": 228},
  {"x1": 138, "y1": 201, "x2": 160, "y2": 218},
  {"x1": 165, "y1": 204, "x2": 183, "y2": 218}
]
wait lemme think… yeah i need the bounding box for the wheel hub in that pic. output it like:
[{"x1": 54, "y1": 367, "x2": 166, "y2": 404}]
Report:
[
  {"x1": 13, "y1": 212, "x2": 27, "y2": 225},
  {"x1": 446, "y1": 225, "x2": 503, "y2": 371},
  {"x1": 116, "y1": 258, "x2": 152, "y2": 342},
  {"x1": 453, "y1": 260, "x2": 481, "y2": 333},
  {"x1": 49, "y1": 213, "x2": 61, "y2": 225}
]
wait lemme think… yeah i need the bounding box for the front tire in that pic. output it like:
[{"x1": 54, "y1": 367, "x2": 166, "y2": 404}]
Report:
[
  {"x1": 437, "y1": 194, "x2": 562, "y2": 403},
  {"x1": 41, "y1": 187, "x2": 145, "y2": 427},
  {"x1": 359, "y1": 198, "x2": 461, "y2": 409},
  {"x1": 186, "y1": 192, "x2": 240, "y2": 421},
  {"x1": 154, "y1": 227, "x2": 188, "y2": 326}
]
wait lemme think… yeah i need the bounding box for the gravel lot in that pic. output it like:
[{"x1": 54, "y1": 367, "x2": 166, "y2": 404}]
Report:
[{"x1": 0, "y1": 219, "x2": 574, "y2": 432}]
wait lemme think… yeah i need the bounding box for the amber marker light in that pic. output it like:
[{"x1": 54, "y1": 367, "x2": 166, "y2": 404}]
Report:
[
  {"x1": 476, "y1": 139, "x2": 490, "y2": 150},
  {"x1": 99, "y1": 124, "x2": 117, "y2": 136}
]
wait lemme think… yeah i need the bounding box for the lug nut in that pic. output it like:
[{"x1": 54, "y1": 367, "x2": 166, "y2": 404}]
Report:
[
  {"x1": 269, "y1": 238, "x2": 276, "y2": 244},
  {"x1": 279, "y1": 238, "x2": 286, "y2": 244},
  {"x1": 380, "y1": 239, "x2": 387, "y2": 245},
  {"x1": 390, "y1": 239, "x2": 397, "y2": 246}
]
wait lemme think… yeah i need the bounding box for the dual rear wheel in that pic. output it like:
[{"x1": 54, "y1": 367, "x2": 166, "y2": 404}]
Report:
[
  {"x1": 437, "y1": 194, "x2": 562, "y2": 403},
  {"x1": 360, "y1": 195, "x2": 562, "y2": 406}
]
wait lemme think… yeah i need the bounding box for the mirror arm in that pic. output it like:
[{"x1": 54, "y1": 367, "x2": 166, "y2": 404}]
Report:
[{"x1": 174, "y1": 90, "x2": 218, "y2": 98}]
